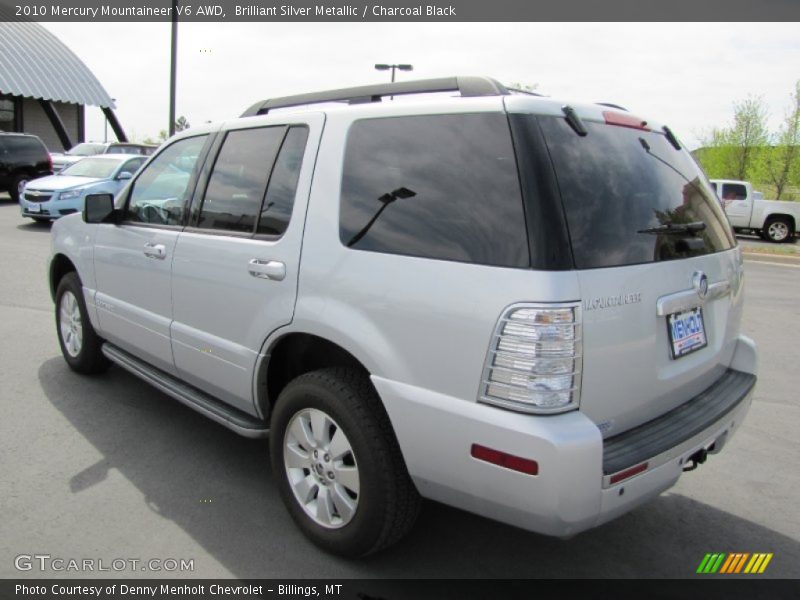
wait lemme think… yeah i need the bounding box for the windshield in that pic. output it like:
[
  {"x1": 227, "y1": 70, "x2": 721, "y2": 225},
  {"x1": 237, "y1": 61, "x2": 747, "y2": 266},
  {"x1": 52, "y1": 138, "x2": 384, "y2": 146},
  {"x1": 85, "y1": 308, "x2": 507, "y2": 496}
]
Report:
[
  {"x1": 60, "y1": 158, "x2": 119, "y2": 179},
  {"x1": 66, "y1": 143, "x2": 106, "y2": 157},
  {"x1": 533, "y1": 116, "x2": 736, "y2": 269}
]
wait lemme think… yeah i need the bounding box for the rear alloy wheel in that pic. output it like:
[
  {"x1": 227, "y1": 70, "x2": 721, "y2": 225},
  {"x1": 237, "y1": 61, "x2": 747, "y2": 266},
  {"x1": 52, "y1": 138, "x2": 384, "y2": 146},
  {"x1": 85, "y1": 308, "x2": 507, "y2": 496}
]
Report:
[
  {"x1": 55, "y1": 272, "x2": 110, "y2": 374},
  {"x1": 764, "y1": 218, "x2": 792, "y2": 243},
  {"x1": 270, "y1": 367, "x2": 420, "y2": 557},
  {"x1": 284, "y1": 408, "x2": 360, "y2": 529}
]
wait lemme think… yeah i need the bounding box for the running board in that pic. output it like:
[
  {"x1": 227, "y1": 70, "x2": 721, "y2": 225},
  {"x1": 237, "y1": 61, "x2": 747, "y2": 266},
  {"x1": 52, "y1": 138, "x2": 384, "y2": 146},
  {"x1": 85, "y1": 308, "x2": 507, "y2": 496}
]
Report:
[{"x1": 102, "y1": 344, "x2": 269, "y2": 439}]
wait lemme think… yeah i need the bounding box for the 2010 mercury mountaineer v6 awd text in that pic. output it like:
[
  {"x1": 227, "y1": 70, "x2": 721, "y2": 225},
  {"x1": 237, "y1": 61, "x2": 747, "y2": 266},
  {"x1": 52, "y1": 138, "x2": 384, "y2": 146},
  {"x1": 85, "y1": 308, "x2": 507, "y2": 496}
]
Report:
[{"x1": 48, "y1": 76, "x2": 757, "y2": 557}]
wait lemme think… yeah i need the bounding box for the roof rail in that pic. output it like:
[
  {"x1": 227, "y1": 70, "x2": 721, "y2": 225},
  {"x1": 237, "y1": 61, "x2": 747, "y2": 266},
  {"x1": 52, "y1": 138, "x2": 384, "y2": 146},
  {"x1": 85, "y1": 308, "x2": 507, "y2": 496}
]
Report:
[{"x1": 241, "y1": 76, "x2": 510, "y2": 117}]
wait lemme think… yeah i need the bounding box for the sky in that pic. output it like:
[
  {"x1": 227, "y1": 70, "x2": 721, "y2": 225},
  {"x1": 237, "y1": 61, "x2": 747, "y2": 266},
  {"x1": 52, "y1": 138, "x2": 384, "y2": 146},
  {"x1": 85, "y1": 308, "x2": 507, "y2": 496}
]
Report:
[{"x1": 43, "y1": 22, "x2": 800, "y2": 149}]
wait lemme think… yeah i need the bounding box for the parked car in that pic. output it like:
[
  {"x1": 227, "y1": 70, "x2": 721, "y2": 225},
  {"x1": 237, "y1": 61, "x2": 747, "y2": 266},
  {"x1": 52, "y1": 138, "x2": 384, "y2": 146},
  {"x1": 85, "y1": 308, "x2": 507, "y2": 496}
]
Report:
[
  {"x1": 0, "y1": 132, "x2": 53, "y2": 202},
  {"x1": 21, "y1": 154, "x2": 147, "y2": 222},
  {"x1": 49, "y1": 77, "x2": 757, "y2": 557},
  {"x1": 710, "y1": 179, "x2": 799, "y2": 243},
  {"x1": 51, "y1": 142, "x2": 157, "y2": 172}
]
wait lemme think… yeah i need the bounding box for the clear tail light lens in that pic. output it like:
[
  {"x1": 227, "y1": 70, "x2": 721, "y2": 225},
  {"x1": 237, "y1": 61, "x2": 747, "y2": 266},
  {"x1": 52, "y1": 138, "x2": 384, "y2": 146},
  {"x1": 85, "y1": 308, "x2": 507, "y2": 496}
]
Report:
[{"x1": 479, "y1": 303, "x2": 582, "y2": 414}]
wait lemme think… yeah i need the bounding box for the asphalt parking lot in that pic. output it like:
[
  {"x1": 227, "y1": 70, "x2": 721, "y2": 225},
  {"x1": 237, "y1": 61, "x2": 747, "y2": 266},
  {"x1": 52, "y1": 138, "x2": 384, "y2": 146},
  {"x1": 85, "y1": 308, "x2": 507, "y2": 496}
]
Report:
[{"x1": 1, "y1": 196, "x2": 798, "y2": 579}]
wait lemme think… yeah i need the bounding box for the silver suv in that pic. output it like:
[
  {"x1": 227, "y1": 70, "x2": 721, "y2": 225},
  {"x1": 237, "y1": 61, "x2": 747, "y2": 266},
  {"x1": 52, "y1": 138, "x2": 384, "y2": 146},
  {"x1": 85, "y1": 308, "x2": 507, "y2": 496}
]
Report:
[{"x1": 48, "y1": 77, "x2": 758, "y2": 557}]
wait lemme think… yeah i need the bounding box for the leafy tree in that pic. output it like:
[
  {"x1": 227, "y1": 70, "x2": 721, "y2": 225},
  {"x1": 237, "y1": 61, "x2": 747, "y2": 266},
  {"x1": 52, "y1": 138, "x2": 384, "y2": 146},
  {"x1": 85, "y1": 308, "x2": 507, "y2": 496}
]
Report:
[
  {"x1": 174, "y1": 115, "x2": 190, "y2": 132},
  {"x1": 700, "y1": 95, "x2": 769, "y2": 181},
  {"x1": 507, "y1": 82, "x2": 539, "y2": 93},
  {"x1": 764, "y1": 81, "x2": 800, "y2": 199}
]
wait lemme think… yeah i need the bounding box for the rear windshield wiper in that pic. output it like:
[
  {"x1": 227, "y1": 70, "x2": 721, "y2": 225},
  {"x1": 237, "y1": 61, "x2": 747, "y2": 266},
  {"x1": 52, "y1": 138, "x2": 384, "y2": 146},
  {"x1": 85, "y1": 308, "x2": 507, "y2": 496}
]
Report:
[{"x1": 637, "y1": 222, "x2": 707, "y2": 235}]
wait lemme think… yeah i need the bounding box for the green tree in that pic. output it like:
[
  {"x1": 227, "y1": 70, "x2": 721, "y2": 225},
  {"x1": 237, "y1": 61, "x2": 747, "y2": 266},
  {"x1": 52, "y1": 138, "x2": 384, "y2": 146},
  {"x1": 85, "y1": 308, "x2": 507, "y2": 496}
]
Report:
[
  {"x1": 174, "y1": 115, "x2": 190, "y2": 132},
  {"x1": 764, "y1": 81, "x2": 800, "y2": 199},
  {"x1": 701, "y1": 95, "x2": 769, "y2": 181}
]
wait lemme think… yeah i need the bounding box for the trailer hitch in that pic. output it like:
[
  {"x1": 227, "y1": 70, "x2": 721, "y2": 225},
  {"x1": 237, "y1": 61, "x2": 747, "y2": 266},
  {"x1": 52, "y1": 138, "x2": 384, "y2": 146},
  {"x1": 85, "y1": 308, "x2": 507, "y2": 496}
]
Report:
[{"x1": 683, "y1": 447, "x2": 709, "y2": 472}]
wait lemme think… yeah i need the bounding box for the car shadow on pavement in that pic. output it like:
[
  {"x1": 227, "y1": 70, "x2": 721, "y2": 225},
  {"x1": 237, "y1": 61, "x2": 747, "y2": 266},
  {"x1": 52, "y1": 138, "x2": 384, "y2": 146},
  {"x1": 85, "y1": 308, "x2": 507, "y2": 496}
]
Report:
[
  {"x1": 38, "y1": 357, "x2": 800, "y2": 579},
  {"x1": 16, "y1": 221, "x2": 52, "y2": 233}
]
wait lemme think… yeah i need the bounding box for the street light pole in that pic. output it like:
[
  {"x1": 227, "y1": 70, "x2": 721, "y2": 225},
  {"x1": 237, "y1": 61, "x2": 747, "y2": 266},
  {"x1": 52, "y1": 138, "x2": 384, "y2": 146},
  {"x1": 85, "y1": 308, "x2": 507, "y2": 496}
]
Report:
[
  {"x1": 169, "y1": 0, "x2": 178, "y2": 137},
  {"x1": 374, "y1": 63, "x2": 413, "y2": 83}
]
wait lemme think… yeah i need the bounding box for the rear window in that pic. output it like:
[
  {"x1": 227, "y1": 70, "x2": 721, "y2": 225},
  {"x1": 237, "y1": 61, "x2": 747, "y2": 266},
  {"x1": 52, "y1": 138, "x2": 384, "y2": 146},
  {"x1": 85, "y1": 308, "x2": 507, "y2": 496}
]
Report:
[
  {"x1": 4, "y1": 135, "x2": 46, "y2": 158},
  {"x1": 339, "y1": 113, "x2": 529, "y2": 268},
  {"x1": 534, "y1": 116, "x2": 735, "y2": 269},
  {"x1": 720, "y1": 183, "x2": 747, "y2": 201},
  {"x1": 60, "y1": 157, "x2": 119, "y2": 179}
]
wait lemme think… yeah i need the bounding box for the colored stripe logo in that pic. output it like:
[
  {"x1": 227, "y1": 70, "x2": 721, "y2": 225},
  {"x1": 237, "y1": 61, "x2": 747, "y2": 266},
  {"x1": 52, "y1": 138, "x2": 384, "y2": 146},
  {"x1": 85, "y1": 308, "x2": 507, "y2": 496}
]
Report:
[{"x1": 696, "y1": 553, "x2": 773, "y2": 574}]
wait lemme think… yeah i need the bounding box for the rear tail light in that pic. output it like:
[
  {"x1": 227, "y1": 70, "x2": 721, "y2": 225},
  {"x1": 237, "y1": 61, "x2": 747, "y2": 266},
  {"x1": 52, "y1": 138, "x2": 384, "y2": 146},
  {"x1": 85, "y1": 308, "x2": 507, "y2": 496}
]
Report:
[{"x1": 479, "y1": 303, "x2": 581, "y2": 414}]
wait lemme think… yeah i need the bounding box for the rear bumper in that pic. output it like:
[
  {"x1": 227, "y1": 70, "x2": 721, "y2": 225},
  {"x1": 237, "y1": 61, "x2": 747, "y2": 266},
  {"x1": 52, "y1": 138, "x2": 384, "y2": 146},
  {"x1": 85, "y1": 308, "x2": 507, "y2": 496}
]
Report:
[{"x1": 375, "y1": 336, "x2": 756, "y2": 538}]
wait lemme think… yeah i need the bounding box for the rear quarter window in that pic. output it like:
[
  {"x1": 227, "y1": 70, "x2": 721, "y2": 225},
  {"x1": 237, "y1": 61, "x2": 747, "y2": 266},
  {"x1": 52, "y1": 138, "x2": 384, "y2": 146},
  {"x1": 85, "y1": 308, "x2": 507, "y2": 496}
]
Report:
[{"x1": 339, "y1": 113, "x2": 529, "y2": 268}]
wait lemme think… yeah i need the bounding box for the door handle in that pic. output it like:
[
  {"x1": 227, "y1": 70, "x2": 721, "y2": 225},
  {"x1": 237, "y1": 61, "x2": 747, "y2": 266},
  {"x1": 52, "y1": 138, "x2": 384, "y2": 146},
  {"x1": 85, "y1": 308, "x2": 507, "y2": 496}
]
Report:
[
  {"x1": 248, "y1": 259, "x2": 286, "y2": 281},
  {"x1": 143, "y1": 242, "x2": 167, "y2": 260}
]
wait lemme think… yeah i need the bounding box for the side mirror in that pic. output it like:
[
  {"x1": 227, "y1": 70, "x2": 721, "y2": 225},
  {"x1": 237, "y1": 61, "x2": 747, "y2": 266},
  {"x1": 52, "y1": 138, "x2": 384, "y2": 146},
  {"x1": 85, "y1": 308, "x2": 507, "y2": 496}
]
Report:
[
  {"x1": 117, "y1": 171, "x2": 133, "y2": 181},
  {"x1": 83, "y1": 193, "x2": 117, "y2": 224}
]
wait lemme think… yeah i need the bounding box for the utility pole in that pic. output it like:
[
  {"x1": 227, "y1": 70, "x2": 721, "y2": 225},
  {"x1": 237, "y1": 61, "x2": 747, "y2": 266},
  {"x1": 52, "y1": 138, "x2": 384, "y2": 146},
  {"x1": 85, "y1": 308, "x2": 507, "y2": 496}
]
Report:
[{"x1": 169, "y1": 0, "x2": 178, "y2": 137}]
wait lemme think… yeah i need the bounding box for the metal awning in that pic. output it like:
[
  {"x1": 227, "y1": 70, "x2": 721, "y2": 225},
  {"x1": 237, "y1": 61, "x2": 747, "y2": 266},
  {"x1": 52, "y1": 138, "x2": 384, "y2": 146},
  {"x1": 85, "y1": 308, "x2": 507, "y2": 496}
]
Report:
[{"x1": 0, "y1": 22, "x2": 115, "y2": 108}]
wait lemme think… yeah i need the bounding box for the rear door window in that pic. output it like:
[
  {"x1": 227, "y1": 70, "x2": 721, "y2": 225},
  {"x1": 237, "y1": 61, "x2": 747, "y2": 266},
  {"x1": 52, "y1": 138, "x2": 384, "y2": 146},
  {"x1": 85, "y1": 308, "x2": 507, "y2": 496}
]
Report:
[
  {"x1": 533, "y1": 116, "x2": 735, "y2": 269},
  {"x1": 196, "y1": 125, "x2": 309, "y2": 236},
  {"x1": 339, "y1": 113, "x2": 529, "y2": 268}
]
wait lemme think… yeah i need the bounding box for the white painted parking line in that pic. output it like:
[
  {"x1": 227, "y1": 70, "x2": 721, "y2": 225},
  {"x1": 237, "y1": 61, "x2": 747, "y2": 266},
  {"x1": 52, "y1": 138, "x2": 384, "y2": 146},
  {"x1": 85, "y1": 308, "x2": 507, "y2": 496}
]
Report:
[{"x1": 746, "y1": 260, "x2": 800, "y2": 269}]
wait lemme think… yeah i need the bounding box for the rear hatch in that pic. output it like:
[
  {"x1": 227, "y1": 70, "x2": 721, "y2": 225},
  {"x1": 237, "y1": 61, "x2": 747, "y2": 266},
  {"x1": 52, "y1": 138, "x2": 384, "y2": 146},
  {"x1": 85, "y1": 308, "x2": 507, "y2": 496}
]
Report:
[{"x1": 511, "y1": 106, "x2": 743, "y2": 436}]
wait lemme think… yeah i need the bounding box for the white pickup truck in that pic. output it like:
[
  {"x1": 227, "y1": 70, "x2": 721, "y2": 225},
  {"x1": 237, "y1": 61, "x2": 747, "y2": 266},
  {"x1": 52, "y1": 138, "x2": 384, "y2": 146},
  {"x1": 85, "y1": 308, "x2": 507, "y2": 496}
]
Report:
[{"x1": 710, "y1": 179, "x2": 799, "y2": 243}]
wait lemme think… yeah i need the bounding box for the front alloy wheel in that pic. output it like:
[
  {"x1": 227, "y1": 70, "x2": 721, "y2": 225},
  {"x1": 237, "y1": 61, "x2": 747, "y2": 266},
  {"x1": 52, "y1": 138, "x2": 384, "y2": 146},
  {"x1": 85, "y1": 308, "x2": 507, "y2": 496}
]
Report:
[
  {"x1": 283, "y1": 408, "x2": 360, "y2": 529},
  {"x1": 59, "y1": 290, "x2": 83, "y2": 357},
  {"x1": 55, "y1": 272, "x2": 110, "y2": 374}
]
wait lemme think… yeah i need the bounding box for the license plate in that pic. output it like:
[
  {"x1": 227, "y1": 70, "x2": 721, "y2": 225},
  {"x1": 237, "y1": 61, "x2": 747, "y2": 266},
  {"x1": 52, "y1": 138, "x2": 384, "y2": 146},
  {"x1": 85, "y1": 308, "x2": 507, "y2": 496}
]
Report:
[
  {"x1": 667, "y1": 307, "x2": 707, "y2": 359},
  {"x1": 27, "y1": 203, "x2": 41, "y2": 213}
]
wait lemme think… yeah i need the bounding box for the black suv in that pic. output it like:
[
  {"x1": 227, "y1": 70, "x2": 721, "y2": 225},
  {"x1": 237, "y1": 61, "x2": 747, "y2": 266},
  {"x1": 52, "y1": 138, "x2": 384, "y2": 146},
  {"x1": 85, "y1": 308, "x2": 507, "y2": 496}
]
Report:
[{"x1": 0, "y1": 132, "x2": 52, "y2": 202}]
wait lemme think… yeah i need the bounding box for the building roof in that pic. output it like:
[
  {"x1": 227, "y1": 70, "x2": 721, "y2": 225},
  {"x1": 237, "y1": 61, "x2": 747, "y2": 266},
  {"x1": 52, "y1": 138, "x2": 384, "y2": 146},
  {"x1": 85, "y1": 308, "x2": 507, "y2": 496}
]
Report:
[{"x1": 0, "y1": 22, "x2": 115, "y2": 108}]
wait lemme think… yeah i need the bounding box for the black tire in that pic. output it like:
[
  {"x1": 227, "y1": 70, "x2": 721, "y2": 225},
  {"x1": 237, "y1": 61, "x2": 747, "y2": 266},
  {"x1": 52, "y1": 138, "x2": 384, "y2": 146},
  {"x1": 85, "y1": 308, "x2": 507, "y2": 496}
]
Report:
[
  {"x1": 763, "y1": 217, "x2": 793, "y2": 243},
  {"x1": 270, "y1": 367, "x2": 420, "y2": 557},
  {"x1": 9, "y1": 174, "x2": 30, "y2": 203},
  {"x1": 55, "y1": 272, "x2": 110, "y2": 374}
]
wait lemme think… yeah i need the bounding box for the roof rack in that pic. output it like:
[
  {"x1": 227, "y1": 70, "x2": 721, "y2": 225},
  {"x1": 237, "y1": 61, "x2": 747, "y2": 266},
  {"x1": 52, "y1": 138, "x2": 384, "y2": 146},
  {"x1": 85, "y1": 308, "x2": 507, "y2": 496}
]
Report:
[{"x1": 241, "y1": 76, "x2": 510, "y2": 117}]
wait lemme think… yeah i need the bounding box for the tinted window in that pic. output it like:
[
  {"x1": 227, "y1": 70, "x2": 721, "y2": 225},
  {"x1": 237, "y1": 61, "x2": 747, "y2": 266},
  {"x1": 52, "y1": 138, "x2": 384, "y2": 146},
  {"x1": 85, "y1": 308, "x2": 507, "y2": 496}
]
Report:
[
  {"x1": 126, "y1": 135, "x2": 208, "y2": 226},
  {"x1": 257, "y1": 126, "x2": 308, "y2": 236},
  {"x1": 67, "y1": 143, "x2": 105, "y2": 156},
  {"x1": 721, "y1": 183, "x2": 747, "y2": 201},
  {"x1": 536, "y1": 117, "x2": 735, "y2": 269},
  {"x1": 0, "y1": 98, "x2": 14, "y2": 130},
  {"x1": 340, "y1": 113, "x2": 528, "y2": 268},
  {"x1": 4, "y1": 136, "x2": 46, "y2": 160},
  {"x1": 197, "y1": 127, "x2": 284, "y2": 233},
  {"x1": 106, "y1": 145, "x2": 134, "y2": 155}
]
